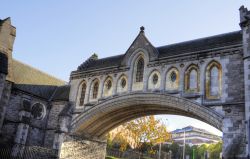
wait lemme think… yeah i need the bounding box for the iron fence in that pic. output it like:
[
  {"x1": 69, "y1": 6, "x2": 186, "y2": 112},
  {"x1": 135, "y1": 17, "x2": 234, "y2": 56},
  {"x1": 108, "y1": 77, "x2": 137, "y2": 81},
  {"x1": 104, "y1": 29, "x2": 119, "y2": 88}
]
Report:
[
  {"x1": 0, "y1": 146, "x2": 58, "y2": 159},
  {"x1": 106, "y1": 148, "x2": 171, "y2": 159}
]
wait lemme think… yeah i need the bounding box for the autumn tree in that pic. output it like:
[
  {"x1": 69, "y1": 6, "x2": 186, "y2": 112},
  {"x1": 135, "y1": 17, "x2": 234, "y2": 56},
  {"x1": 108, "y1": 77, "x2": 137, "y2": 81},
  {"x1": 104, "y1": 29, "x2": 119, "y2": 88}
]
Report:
[{"x1": 123, "y1": 116, "x2": 171, "y2": 155}]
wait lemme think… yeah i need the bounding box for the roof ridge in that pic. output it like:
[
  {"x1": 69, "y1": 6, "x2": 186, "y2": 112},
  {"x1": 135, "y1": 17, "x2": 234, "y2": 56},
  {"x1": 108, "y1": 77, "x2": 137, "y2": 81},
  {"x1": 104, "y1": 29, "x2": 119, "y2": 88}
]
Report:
[
  {"x1": 96, "y1": 54, "x2": 124, "y2": 61},
  {"x1": 13, "y1": 59, "x2": 66, "y2": 84},
  {"x1": 157, "y1": 30, "x2": 241, "y2": 49}
]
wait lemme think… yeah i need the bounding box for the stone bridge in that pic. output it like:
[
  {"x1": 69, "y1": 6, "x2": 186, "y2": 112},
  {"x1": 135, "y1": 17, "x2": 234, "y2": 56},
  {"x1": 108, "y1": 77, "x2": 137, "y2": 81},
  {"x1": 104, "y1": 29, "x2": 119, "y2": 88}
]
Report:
[
  {"x1": 71, "y1": 93, "x2": 223, "y2": 138},
  {"x1": 58, "y1": 6, "x2": 250, "y2": 158},
  {"x1": 0, "y1": 5, "x2": 250, "y2": 159}
]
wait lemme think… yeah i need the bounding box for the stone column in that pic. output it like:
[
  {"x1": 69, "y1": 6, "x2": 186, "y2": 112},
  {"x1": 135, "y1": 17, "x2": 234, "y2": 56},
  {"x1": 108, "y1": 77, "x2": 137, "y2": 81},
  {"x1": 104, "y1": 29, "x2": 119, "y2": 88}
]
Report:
[
  {"x1": 0, "y1": 52, "x2": 9, "y2": 132},
  {"x1": 11, "y1": 99, "x2": 31, "y2": 157},
  {"x1": 240, "y1": 6, "x2": 250, "y2": 157},
  {"x1": 53, "y1": 109, "x2": 71, "y2": 155}
]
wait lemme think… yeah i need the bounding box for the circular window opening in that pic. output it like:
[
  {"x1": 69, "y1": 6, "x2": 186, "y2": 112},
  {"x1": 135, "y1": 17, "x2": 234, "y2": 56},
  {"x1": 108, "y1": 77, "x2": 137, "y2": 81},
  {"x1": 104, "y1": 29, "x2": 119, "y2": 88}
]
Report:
[
  {"x1": 121, "y1": 78, "x2": 126, "y2": 88},
  {"x1": 170, "y1": 71, "x2": 177, "y2": 82},
  {"x1": 31, "y1": 103, "x2": 45, "y2": 120},
  {"x1": 106, "y1": 80, "x2": 112, "y2": 90},
  {"x1": 152, "y1": 74, "x2": 158, "y2": 85}
]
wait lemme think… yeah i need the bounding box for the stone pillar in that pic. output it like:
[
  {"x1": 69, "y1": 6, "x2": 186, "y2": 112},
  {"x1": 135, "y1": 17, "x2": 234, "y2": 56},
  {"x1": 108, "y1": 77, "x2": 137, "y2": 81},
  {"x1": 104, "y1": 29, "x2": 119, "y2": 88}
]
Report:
[
  {"x1": 222, "y1": 104, "x2": 246, "y2": 158},
  {"x1": 53, "y1": 108, "x2": 72, "y2": 156},
  {"x1": 60, "y1": 135, "x2": 107, "y2": 159},
  {"x1": 0, "y1": 17, "x2": 16, "y2": 134},
  {"x1": 11, "y1": 99, "x2": 31, "y2": 157},
  {"x1": 0, "y1": 51, "x2": 10, "y2": 132},
  {"x1": 240, "y1": 6, "x2": 250, "y2": 157}
]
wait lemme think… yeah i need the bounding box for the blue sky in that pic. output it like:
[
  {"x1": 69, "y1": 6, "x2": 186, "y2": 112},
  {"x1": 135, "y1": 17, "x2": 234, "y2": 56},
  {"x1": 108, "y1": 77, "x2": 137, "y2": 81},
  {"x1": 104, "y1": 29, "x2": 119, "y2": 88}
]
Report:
[{"x1": 2, "y1": 1, "x2": 250, "y2": 136}]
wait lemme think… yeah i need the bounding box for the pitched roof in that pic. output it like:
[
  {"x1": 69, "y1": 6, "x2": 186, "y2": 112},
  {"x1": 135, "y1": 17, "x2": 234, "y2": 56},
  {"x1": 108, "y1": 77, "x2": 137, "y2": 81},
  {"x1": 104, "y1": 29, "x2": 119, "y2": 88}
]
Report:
[
  {"x1": 157, "y1": 31, "x2": 242, "y2": 58},
  {"x1": 12, "y1": 59, "x2": 66, "y2": 86},
  {"x1": 77, "y1": 55, "x2": 123, "y2": 71},
  {"x1": 12, "y1": 60, "x2": 70, "y2": 101},
  {"x1": 51, "y1": 85, "x2": 70, "y2": 101},
  {"x1": 75, "y1": 31, "x2": 242, "y2": 72},
  {"x1": 13, "y1": 84, "x2": 58, "y2": 100}
]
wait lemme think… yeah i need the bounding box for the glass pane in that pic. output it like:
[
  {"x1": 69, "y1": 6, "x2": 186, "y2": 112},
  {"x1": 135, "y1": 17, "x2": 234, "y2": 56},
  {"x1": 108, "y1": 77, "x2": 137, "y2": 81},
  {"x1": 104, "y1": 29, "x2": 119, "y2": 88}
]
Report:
[
  {"x1": 170, "y1": 71, "x2": 177, "y2": 82},
  {"x1": 189, "y1": 69, "x2": 197, "y2": 89},
  {"x1": 210, "y1": 67, "x2": 219, "y2": 96}
]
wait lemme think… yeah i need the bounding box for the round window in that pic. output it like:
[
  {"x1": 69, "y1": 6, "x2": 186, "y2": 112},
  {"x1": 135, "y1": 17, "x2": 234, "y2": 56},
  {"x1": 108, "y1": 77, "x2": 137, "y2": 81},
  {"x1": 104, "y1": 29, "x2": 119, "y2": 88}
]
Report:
[
  {"x1": 106, "y1": 80, "x2": 112, "y2": 90},
  {"x1": 121, "y1": 78, "x2": 126, "y2": 88},
  {"x1": 31, "y1": 103, "x2": 45, "y2": 120},
  {"x1": 170, "y1": 71, "x2": 177, "y2": 82},
  {"x1": 152, "y1": 74, "x2": 158, "y2": 85}
]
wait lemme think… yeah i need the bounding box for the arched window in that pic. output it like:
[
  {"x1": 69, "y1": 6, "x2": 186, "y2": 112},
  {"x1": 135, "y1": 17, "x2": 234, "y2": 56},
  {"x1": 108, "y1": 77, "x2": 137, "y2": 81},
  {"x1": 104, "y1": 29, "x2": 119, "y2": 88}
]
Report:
[
  {"x1": 93, "y1": 82, "x2": 99, "y2": 99},
  {"x1": 206, "y1": 61, "x2": 222, "y2": 99},
  {"x1": 79, "y1": 83, "x2": 86, "y2": 106},
  {"x1": 103, "y1": 77, "x2": 113, "y2": 97},
  {"x1": 148, "y1": 70, "x2": 161, "y2": 90},
  {"x1": 210, "y1": 66, "x2": 219, "y2": 96},
  {"x1": 185, "y1": 65, "x2": 199, "y2": 92},
  {"x1": 152, "y1": 74, "x2": 158, "y2": 85},
  {"x1": 106, "y1": 80, "x2": 112, "y2": 90},
  {"x1": 121, "y1": 78, "x2": 126, "y2": 88},
  {"x1": 117, "y1": 75, "x2": 128, "y2": 93},
  {"x1": 166, "y1": 68, "x2": 179, "y2": 90},
  {"x1": 136, "y1": 58, "x2": 144, "y2": 82}
]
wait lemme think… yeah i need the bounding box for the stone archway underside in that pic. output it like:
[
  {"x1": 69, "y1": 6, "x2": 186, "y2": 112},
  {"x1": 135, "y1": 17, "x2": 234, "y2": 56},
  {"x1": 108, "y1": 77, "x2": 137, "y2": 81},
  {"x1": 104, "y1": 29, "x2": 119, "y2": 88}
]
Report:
[{"x1": 71, "y1": 92, "x2": 223, "y2": 138}]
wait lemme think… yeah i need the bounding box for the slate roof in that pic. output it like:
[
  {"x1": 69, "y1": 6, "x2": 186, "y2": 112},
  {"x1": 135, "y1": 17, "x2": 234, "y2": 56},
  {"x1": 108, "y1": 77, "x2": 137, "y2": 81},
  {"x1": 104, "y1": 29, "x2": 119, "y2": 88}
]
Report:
[
  {"x1": 13, "y1": 84, "x2": 70, "y2": 101},
  {"x1": 13, "y1": 84, "x2": 58, "y2": 100},
  {"x1": 12, "y1": 59, "x2": 66, "y2": 86},
  {"x1": 157, "y1": 31, "x2": 242, "y2": 58},
  {"x1": 76, "y1": 31, "x2": 242, "y2": 72},
  {"x1": 51, "y1": 85, "x2": 70, "y2": 101},
  {"x1": 12, "y1": 59, "x2": 70, "y2": 101},
  {"x1": 77, "y1": 55, "x2": 123, "y2": 71}
]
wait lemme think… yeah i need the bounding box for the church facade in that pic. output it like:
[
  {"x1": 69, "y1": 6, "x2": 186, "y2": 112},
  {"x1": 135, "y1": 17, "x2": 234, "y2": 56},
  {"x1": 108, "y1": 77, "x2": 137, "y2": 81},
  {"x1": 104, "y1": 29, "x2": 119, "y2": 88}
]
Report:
[{"x1": 0, "y1": 6, "x2": 250, "y2": 159}]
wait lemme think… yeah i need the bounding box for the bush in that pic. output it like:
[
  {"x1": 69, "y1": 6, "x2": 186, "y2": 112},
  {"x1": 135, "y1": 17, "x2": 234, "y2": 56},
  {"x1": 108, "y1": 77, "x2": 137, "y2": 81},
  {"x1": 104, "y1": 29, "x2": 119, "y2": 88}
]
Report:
[{"x1": 105, "y1": 156, "x2": 119, "y2": 159}]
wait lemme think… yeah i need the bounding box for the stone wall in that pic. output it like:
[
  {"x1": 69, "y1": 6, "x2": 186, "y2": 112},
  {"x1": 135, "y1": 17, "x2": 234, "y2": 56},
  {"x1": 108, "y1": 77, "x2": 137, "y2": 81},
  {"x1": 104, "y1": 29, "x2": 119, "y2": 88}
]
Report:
[
  {"x1": 222, "y1": 104, "x2": 246, "y2": 158},
  {"x1": 224, "y1": 53, "x2": 245, "y2": 103},
  {"x1": 60, "y1": 135, "x2": 107, "y2": 159},
  {"x1": 240, "y1": 6, "x2": 250, "y2": 156}
]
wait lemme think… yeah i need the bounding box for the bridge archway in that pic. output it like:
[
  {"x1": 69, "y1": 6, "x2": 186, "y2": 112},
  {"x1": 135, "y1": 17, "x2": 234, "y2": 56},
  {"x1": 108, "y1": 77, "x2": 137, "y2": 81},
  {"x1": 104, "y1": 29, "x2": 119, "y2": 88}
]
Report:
[{"x1": 71, "y1": 92, "x2": 223, "y2": 138}]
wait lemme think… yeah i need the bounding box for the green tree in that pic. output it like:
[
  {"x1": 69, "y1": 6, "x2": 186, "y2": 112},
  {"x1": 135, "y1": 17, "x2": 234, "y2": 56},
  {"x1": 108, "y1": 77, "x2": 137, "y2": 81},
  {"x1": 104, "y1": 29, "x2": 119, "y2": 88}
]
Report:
[
  {"x1": 197, "y1": 144, "x2": 207, "y2": 159},
  {"x1": 123, "y1": 116, "x2": 171, "y2": 157},
  {"x1": 208, "y1": 142, "x2": 222, "y2": 159},
  {"x1": 169, "y1": 142, "x2": 181, "y2": 159},
  {"x1": 112, "y1": 131, "x2": 129, "y2": 152},
  {"x1": 107, "y1": 116, "x2": 170, "y2": 155}
]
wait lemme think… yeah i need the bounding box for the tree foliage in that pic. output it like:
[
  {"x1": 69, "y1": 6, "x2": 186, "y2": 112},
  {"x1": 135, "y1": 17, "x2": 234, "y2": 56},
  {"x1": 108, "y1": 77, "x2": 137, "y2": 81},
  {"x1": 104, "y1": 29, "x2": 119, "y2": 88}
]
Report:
[
  {"x1": 123, "y1": 116, "x2": 171, "y2": 152},
  {"x1": 107, "y1": 116, "x2": 171, "y2": 154}
]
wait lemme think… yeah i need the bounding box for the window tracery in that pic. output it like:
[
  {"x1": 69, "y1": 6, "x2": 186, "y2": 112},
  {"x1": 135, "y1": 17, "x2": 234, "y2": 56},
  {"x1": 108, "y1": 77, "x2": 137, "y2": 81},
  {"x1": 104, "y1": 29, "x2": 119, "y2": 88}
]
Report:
[
  {"x1": 136, "y1": 58, "x2": 144, "y2": 82},
  {"x1": 79, "y1": 82, "x2": 87, "y2": 106}
]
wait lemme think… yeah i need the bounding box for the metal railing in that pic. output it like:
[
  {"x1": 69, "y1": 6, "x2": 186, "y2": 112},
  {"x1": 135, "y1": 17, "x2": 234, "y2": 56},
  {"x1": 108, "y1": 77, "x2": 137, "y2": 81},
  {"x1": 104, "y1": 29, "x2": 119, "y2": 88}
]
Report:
[
  {"x1": 106, "y1": 148, "x2": 171, "y2": 159},
  {"x1": 0, "y1": 146, "x2": 58, "y2": 159}
]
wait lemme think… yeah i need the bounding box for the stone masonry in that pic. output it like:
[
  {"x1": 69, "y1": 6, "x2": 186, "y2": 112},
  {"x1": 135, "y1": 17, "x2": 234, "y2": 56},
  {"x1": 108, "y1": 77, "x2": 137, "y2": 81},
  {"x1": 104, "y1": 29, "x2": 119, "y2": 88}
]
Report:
[{"x1": 0, "y1": 6, "x2": 250, "y2": 159}]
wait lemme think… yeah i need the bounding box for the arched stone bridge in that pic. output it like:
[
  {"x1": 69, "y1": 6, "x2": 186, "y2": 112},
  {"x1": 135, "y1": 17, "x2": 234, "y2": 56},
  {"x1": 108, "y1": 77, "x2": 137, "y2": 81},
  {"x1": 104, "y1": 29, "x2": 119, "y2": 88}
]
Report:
[
  {"x1": 71, "y1": 92, "x2": 223, "y2": 138},
  {"x1": 57, "y1": 6, "x2": 250, "y2": 159}
]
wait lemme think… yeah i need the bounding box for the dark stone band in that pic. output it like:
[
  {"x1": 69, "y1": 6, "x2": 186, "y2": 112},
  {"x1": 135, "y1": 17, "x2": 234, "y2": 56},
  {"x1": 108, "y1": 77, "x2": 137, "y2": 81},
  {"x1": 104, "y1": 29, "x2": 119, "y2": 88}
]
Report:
[{"x1": 0, "y1": 52, "x2": 8, "y2": 75}]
